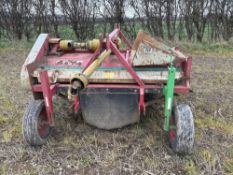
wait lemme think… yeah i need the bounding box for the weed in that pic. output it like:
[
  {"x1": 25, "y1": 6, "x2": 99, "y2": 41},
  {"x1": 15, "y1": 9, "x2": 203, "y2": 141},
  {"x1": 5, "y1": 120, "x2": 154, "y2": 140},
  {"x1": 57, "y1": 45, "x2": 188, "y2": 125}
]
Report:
[
  {"x1": 196, "y1": 148, "x2": 221, "y2": 174},
  {"x1": 63, "y1": 135, "x2": 75, "y2": 145},
  {"x1": 0, "y1": 30, "x2": 233, "y2": 174},
  {"x1": 144, "y1": 134, "x2": 156, "y2": 147},
  {"x1": 174, "y1": 41, "x2": 233, "y2": 57},
  {"x1": 79, "y1": 157, "x2": 94, "y2": 167},
  {"x1": 184, "y1": 158, "x2": 198, "y2": 175},
  {"x1": 0, "y1": 115, "x2": 9, "y2": 124},
  {"x1": 143, "y1": 156, "x2": 158, "y2": 169},
  {"x1": 0, "y1": 162, "x2": 9, "y2": 175},
  {"x1": 2, "y1": 124, "x2": 21, "y2": 142},
  {"x1": 195, "y1": 117, "x2": 233, "y2": 136},
  {"x1": 228, "y1": 146, "x2": 233, "y2": 158},
  {"x1": 224, "y1": 159, "x2": 233, "y2": 174},
  {"x1": 130, "y1": 124, "x2": 144, "y2": 135}
]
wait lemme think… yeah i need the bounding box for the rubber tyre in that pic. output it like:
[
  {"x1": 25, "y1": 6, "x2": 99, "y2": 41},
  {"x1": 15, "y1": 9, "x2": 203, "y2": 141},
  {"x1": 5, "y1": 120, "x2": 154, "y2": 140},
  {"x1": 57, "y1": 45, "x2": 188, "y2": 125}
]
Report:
[
  {"x1": 169, "y1": 104, "x2": 195, "y2": 154},
  {"x1": 22, "y1": 100, "x2": 52, "y2": 146}
]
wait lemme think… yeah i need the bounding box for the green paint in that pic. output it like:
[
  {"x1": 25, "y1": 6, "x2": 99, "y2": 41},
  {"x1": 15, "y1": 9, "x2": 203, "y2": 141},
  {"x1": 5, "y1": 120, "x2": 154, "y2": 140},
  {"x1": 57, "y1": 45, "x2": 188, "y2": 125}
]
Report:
[
  {"x1": 167, "y1": 55, "x2": 174, "y2": 63},
  {"x1": 163, "y1": 66, "x2": 176, "y2": 131}
]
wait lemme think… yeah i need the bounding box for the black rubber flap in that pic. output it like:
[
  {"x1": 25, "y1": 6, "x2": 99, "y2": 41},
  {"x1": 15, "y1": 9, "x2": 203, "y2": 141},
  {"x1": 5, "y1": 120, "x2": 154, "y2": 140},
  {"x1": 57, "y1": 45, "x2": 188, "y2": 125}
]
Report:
[{"x1": 80, "y1": 88, "x2": 140, "y2": 129}]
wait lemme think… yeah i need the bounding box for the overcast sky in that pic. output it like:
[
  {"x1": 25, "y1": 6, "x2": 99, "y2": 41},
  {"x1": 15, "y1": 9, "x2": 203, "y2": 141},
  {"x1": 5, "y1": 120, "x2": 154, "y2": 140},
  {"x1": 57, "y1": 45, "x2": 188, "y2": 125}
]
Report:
[{"x1": 55, "y1": 0, "x2": 136, "y2": 18}]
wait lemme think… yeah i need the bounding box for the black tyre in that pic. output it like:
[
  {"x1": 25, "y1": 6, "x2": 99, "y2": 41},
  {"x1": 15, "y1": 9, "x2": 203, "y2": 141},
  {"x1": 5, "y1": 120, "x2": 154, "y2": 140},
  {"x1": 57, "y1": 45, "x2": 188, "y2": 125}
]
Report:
[
  {"x1": 23, "y1": 100, "x2": 52, "y2": 146},
  {"x1": 169, "y1": 103, "x2": 195, "y2": 154}
]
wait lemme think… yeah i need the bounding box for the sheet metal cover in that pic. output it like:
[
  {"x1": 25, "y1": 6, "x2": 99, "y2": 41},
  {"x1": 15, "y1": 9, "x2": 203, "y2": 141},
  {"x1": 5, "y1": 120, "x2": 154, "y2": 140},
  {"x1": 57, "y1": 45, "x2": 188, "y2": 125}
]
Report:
[
  {"x1": 131, "y1": 30, "x2": 187, "y2": 66},
  {"x1": 80, "y1": 88, "x2": 140, "y2": 129}
]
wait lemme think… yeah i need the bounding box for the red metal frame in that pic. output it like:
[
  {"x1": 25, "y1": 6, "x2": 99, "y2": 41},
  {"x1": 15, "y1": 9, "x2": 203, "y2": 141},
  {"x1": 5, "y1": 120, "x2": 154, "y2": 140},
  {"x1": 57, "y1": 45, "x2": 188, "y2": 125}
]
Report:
[
  {"x1": 39, "y1": 71, "x2": 55, "y2": 126},
  {"x1": 27, "y1": 28, "x2": 192, "y2": 127},
  {"x1": 107, "y1": 28, "x2": 145, "y2": 112}
]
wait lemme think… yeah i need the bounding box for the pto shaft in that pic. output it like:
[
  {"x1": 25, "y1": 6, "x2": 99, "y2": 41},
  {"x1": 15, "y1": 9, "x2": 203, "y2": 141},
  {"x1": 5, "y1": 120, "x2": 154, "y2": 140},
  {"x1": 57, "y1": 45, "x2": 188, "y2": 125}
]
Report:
[
  {"x1": 59, "y1": 39, "x2": 100, "y2": 52},
  {"x1": 69, "y1": 49, "x2": 111, "y2": 97},
  {"x1": 83, "y1": 49, "x2": 112, "y2": 77}
]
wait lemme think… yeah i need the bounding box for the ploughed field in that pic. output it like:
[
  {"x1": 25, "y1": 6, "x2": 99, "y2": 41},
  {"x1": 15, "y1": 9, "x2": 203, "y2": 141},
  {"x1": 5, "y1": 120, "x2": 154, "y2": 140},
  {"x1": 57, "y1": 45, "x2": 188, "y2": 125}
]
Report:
[{"x1": 0, "y1": 49, "x2": 232, "y2": 174}]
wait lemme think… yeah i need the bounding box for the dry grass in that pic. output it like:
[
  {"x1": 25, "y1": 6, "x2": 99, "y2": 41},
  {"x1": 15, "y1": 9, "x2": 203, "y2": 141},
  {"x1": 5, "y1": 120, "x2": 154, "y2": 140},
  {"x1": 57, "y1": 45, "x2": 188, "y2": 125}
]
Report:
[
  {"x1": 174, "y1": 40, "x2": 233, "y2": 58},
  {"x1": 0, "y1": 48, "x2": 233, "y2": 174}
]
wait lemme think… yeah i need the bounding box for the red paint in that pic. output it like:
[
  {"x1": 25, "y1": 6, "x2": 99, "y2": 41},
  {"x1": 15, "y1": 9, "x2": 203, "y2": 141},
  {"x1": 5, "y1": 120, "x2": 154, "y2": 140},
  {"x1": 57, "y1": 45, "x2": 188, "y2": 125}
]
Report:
[
  {"x1": 82, "y1": 46, "x2": 101, "y2": 72},
  {"x1": 29, "y1": 28, "x2": 192, "y2": 124},
  {"x1": 169, "y1": 115, "x2": 176, "y2": 140},
  {"x1": 119, "y1": 30, "x2": 131, "y2": 49},
  {"x1": 108, "y1": 28, "x2": 120, "y2": 41},
  {"x1": 38, "y1": 107, "x2": 51, "y2": 137},
  {"x1": 169, "y1": 129, "x2": 176, "y2": 140},
  {"x1": 32, "y1": 84, "x2": 189, "y2": 93},
  {"x1": 74, "y1": 96, "x2": 80, "y2": 114},
  {"x1": 39, "y1": 71, "x2": 55, "y2": 126},
  {"x1": 139, "y1": 88, "x2": 144, "y2": 112}
]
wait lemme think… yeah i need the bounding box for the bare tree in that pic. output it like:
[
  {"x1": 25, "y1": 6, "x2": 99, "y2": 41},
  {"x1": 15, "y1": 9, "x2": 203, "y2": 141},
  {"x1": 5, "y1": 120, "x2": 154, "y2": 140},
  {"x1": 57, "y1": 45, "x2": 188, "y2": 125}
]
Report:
[
  {"x1": 0, "y1": 19, "x2": 2, "y2": 39},
  {"x1": 165, "y1": 0, "x2": 179, "y2": 40},
  {"x1": 208, "y1": 0, "x2": 221, "y2": 41},
  {"x1": 219, "y1": 0, "x2": 233, "y2": 41},
  {"x1": 192, "y1": 0, "x2": 210, "y2": 42},
  {"x1": 0, "y1": 0, "x2": 233, "y2": 42},
  {"x1": 180, "y1": 0, "x2": 195, "y2": 41},
  {"x1": 0, "y1": 0, "x2": 30, "y2": 40},
  {"x1": 100, "y1": 0, "x2": 140, "y2": 41},
  {"x1": 131, "y1": 0, "x2": 164, "y2": 38},
  {"x1": 22, "y1": 0, "x2": 33, "y2": 41},
  {"x1": 59, "y1": 0, "x2": 99, "y2": 40},
  {"x1": 0, "y1": 1, "x2": 9, "y2": 38},
  {"x1": 33, "y1": 0, "x2": 50, "y2": 35},
  {"x1": 49, "y1": 0, "x2": 59, "y2": 36},
  {"x1": 177, "y1": 0, "x2": 185, "y2": 40},
  {"x1": 101, "y1": 0, "x2": 126, "y2": 30}
]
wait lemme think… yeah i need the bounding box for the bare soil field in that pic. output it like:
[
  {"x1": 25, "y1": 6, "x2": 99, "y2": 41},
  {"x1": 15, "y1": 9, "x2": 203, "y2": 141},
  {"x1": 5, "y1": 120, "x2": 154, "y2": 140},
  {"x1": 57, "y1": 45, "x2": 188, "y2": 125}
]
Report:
[{"x1": 0, "y1": 49, "x2": 233, "y2": 175}]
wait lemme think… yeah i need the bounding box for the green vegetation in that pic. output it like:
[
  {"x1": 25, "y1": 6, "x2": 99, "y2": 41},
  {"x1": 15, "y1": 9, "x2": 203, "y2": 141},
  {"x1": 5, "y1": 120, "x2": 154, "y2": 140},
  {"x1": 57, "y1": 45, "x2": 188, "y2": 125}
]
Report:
[
  {"x1": 184, "y1": 158, "x2": 198, "y2": 175},
  {"x1": 176, "y1": 40, "x2": 233, "y2": 58},
  {"x1": 0, "y1": 24, "x2": 233, "y2": 174},
  {"x1": 195, "y1": 116, "x2": 233, "y2": 136},
  {"x1": 1, "y1": 25, "x2": 233, "y2": 58}
]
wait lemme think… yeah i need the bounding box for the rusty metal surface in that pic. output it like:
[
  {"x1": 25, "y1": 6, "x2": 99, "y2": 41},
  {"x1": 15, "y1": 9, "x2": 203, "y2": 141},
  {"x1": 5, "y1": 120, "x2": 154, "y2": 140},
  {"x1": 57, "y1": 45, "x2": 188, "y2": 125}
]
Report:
[
  {"x1": 132, "y1": 31, "x2": 187, "y2": 66},
  {"x1": 32, "y1": 69, "x2": 183, "y2": 84},
  {"x1": 48, "y1": 38, "x2": 60, "y2": 44},
  {"x1": 20, "y1": 34, "x2": 49, "y2": 89},
  {"x1": 22, "y1": 30, "x2": 189, "y2": 88},
  {"x1": 133, "y1": 42, "x2": 175, "y2": 66}
]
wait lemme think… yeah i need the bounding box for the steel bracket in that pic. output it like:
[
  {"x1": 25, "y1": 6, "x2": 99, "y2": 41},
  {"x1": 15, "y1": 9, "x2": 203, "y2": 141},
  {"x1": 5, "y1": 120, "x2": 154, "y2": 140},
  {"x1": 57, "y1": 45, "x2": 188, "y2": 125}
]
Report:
[{"x1": 163, "y1": 66, "x2": 176, "y2": 131}]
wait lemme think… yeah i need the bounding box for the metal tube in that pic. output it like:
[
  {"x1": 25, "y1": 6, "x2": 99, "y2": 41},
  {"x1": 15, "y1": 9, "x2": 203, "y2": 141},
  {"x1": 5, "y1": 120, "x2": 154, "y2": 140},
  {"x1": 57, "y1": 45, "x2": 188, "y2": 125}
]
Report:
[
  {"x1": 68, "y1": 49, "x2": 111, "y2": 98},
  {"x1": 59, "y1": 39, "x2": 100, "y2": 51},
  {"x1": 83, "y1": 49, "x2": 111, "y2": 77}
]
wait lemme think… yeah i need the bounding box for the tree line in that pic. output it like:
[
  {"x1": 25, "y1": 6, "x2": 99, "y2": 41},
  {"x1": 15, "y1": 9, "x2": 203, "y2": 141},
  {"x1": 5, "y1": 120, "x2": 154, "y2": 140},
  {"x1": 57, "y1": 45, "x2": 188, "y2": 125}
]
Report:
[{"x1": 0, "y1": 0, "x2": 233, "y2": 42}]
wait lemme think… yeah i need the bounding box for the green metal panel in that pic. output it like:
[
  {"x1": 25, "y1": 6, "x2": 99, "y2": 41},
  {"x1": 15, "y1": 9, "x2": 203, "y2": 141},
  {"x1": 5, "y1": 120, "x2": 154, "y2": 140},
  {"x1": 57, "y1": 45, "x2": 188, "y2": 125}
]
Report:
[{"x1": 163, "y1": 66, "x2": 176, "y2": 131}]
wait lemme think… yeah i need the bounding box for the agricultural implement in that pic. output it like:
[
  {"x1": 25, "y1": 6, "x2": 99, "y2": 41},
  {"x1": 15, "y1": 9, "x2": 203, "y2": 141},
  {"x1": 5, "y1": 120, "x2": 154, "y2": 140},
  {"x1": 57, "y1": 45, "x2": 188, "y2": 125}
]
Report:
[{"x1": 21, "y1": 27, "x2": 194, "y2": 154}]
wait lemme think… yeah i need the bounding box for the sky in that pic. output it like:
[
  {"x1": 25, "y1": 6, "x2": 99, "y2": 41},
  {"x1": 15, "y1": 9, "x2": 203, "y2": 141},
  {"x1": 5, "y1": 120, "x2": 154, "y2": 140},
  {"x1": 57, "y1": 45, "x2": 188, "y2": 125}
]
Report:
[{"x1": 55, "y1": 0, "x2": 136, "y2": 18}]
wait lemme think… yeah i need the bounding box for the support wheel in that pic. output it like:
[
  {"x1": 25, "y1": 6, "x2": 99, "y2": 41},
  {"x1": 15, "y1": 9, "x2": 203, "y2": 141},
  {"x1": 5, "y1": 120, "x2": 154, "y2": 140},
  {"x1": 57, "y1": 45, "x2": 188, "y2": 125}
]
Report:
[
  {"x1": 23, "y1": 100, "x2": 52, "y2": 146},
  {"x1": 169, "y1": 103, "x2": 195, "y2": 154}
]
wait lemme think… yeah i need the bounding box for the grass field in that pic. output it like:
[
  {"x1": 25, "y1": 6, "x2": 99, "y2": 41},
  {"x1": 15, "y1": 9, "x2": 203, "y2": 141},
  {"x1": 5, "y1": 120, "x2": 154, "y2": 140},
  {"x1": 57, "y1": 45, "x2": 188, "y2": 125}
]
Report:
[{"x1": 0, "y1": 35, "x2": 233, "y2": 174}]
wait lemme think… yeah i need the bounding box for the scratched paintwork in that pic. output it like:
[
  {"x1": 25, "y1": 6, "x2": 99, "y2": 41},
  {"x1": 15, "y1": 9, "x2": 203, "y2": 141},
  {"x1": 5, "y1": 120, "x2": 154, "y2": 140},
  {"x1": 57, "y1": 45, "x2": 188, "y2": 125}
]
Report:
[
  {"x1": 20, "y1": 34, "x2": 49, "y2": 88},
  {"x1": 133, "y1": 43, "x2": 175, "y2": 66},
  {"x1": 21, "y1": 30, "x2": 189, "y2": 87},
  {"x1": 132, "y1": 31, "x2": 187, "y2": 66},
  {"x1": 32, "y1": 69, "x2": 183, "y2": 84}
]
